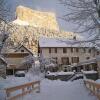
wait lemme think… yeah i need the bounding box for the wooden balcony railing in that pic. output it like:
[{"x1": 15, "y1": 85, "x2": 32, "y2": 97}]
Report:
[
  {"x1": 5, "y1": 81, "x2": 40, "y2": 100},
  {"x1": 84, "y1": 80, "x2": 100, "y2": 100}
]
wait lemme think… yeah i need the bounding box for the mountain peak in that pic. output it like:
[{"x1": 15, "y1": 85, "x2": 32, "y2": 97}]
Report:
[{"x1": 13, "y1": 5, "x2": 59, "y2": 31}]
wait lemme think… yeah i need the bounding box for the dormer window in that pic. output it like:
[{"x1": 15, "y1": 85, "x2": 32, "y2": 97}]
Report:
[{"x1": 21, "y1": 50, "x2": 24, "y2": 52}]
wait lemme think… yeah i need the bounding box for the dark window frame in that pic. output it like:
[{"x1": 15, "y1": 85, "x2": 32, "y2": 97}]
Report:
[
  {"x1": 63, "y1": 48, "x2": 67, "y2": 53},
  {"x1": 83, "y1": 48, "x2": 86, "y2": 53},
  {"x1": 71, "y1": 57, "x2": 79, "y2": 63},
  {"x1": 71, "y1": 48, "x2": 73, "y2": 53},
  {"x1": 97, "y1": 51, "x2": 99, "y2": 55},
  {"x1": 49, "y1": 48, "x2": 51, "y2": 53},
  {"x1": 61, "y1": 57, "x2": 69, "y2": 65},
  {"x1": 86, "y1": 57, "x2": 90, "y2": 60},
  {"x1": 76, "y1": 48, "x2": 79, "y2": 52},
  {"x1": 21, "y1": 50, "x2": 24, "y2": 52},
  {"x1": 88, "y1": 49, "x2": 91, "y2": 53},
  {"x1": 55, "y1": 48, "x2": 57, "y2": 53}
]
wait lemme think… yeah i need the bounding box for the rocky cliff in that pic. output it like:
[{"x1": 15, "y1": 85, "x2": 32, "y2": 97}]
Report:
[{"x1": 13, "y1": 6, "x2": 59, "y2": 31}]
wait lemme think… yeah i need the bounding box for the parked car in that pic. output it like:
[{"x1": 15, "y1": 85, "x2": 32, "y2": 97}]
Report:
[{"x1": 15, "y1": 71, "x2": 25, "y2": 77}]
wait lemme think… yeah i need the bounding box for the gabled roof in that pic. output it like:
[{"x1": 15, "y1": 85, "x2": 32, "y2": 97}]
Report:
[
  {"x1": 15, "y1": 45, "x2": 33, "y2": 55},
  {"x1": 39, "y1": 37, "x2": 94, "y2": 48}
]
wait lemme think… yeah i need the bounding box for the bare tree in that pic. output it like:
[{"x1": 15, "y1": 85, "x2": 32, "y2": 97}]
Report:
[
  {"x1": 59, "y1": 0, "x2": 100, "y2": 43},
  {"x1": 0, "y1": 0, "x2": 11, "y2": 78},
  {"x1": 0, "y1": 0, "x2": 11, "y2": 53},
  {"x1": 39, "y1": 54, "x2": 57, "y2": 72}
]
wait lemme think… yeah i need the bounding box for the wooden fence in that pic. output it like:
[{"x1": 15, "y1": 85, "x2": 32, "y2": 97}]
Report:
[
  {"x1": 5, "y1": 81, "x2": 40, "y2": 100},
  {"x1": 84, "y1": 80, "x2": 100, "y2": 100}
]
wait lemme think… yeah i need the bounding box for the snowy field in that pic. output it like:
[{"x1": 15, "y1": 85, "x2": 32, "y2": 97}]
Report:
[{"x1": 0, "y1": 75, "x2": 97, "y2": 100}]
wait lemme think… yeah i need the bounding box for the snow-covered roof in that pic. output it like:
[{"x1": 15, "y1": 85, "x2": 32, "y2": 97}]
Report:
[
  {"x1": 76, "y1": 58, "x2": 96, "y2": 67},
  {"x1": 45, "y1": 63, "x2": 56, "y2": 68},
  {"x1": 74, "y1": 55, "x2": 100, "y2": 67},
  {"x1": 15, "y1": 45, "x2": 33, "y2": 55},
  {"x1": 46, "y1": 71, "x2": 74, "y2": 76},
  {"x1": 39, "y1": 37, "x2": 94, "y2": 48},
  {"x1": 82, "y1": 70, "x2": 97, "y2": 74}
]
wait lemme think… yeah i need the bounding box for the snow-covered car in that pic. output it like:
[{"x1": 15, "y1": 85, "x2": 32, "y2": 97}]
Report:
[{"x1": 15, "y1": 71, "x2": 25, "y2": 77}]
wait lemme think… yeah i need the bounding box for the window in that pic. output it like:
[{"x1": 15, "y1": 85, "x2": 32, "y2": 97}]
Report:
[
  {"x1": 71, "y1": 57, "x2": 79, "y2": 63},
  {"x1": 73, "y1": 36, "x2": 76, "y2": 40},
  {"x1": 55, "y1": 48, "x2": 57, "y2": 53},
  {"x1": 76, "y1": 48, "x2": 79, "y2": 52},
  {"x1": 63, "y1": 48, "x2": 67, "y2": 53},
  {"x1": 83, "y1": 48, "x2": 86, "y2": 53},
  {"x1": 97, "y1": 51, "x2": 99, "y2": 55},
  {"x1": 21, "y1": 50, "x2": 24, "y2": 52},
  {"x1": 62, "y1": 57, "x2": 69, "y2": 65},
  {"x1": 49, "y1": 48, "x2": 51, "y2": 53},
  {"x1": 88, "y1": 49, "x2": 91, "y2": 53},
  {"x1": 71, "y1": 48, "x2": 73, "y2": 52},
  {"x1": 86, "y1": 57, "x2": 90, "y2": 60},
  {"x1": 52, "y1": 57, "x2": 58, "y2": 64}
]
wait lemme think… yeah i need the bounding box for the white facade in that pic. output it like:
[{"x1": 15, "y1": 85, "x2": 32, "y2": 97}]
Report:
[{"x1": 39, "y1": 38, "x2": 99, "y2": 65}]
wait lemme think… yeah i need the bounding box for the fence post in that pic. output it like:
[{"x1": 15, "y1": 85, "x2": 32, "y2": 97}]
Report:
[
  {"x1": 22, "y1": 88, "x2": 25, "y2": 94},
  {"x1": 6, "y1": 91, "x2": 10, "y2": 98},
  {"x1": 5, "y1": 81, "x2": 40, "y2": 100},
  {"x1": 36, "y1": 82, "x2": 40, "y2": 93}
]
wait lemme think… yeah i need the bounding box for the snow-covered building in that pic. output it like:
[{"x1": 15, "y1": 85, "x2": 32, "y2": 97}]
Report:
[
  {"x1": 39, "y1": 37, "x2": 99, "y2": 71},
  {"x1": 73, "y1": 58, "x2": 97, "y2": 72},
  {"x1": 72, "y1": 55, "x2": 100, "y2": 78},
  {"x1": 1, "y1": 45, "x2": 34, "y2": 75},
  {"x1": 2, "y1": 53, "x2": 30, "y2": 75}
]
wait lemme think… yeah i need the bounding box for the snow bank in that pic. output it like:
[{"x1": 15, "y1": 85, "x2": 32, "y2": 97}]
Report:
[
  {"x1": 0, "y1": 73, "x2": 41, "y2": 89},
  {"x1": 46, "y1": 71, "x2": 74, "y2": 76},
  {"x1": 57, "y1": 71, "x2": 74, "y2": 75}
]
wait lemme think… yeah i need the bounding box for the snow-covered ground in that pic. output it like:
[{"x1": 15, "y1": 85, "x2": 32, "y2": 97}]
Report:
[
  {"x1": 21, "y1": 79, "x2": 97, "y2": 100},
  {"x1": 0, "y1": 75, "x2": 97, "y2": 100}
]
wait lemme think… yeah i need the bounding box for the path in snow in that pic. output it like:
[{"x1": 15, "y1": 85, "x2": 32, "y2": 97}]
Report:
[{"x1": 20, "y1": 79, "x2": 97, "y2": 100}]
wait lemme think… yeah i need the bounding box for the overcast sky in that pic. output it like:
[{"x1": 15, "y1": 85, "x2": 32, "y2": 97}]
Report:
[{"x1": 7, "y1": 0, "x2": 78, "y2": 33}]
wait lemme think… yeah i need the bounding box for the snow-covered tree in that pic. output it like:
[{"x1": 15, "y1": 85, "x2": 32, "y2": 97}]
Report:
[
  {"x1": 0, "y1": 0, "x2": 11, "y2": 78},
  {"x1": 39, "y1": 55, "x2": 57, "y2": 72},
  {"x1": 0, "y1": 0, "x2": 10, "y2": 53},
  {"x1": 60, "y1": 0, "x2": 100, "y2": 43},
  {"x1": 21, "y1": 55, "x2": 35, "y2": 72}
]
